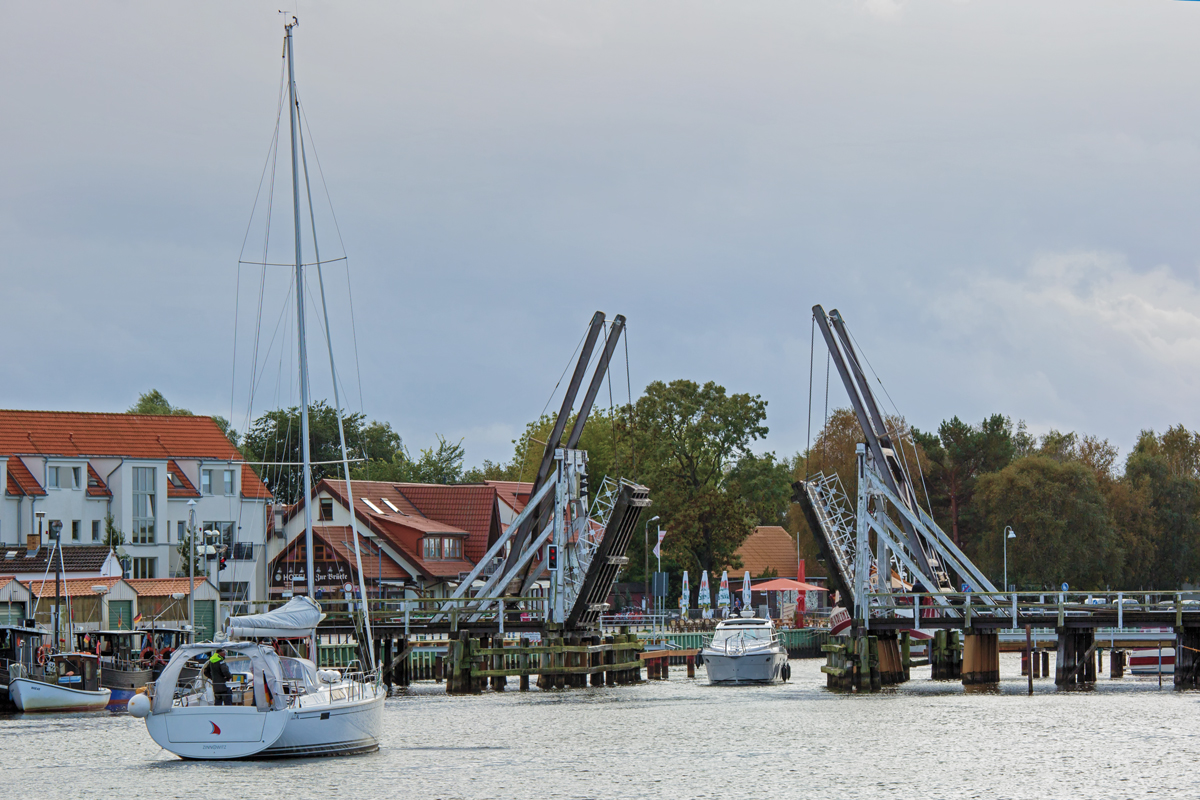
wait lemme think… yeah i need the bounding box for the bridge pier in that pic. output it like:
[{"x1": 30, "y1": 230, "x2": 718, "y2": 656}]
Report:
[
  {"x1": 1055, "y1": 628, "x2": 1096, "y2": 686},
  {"x1": 962, "y1": 631, "x2": 999, "y2": 685},
  {"x1": 1174, "y1": 627, "x2": 1200, "y2": 688},
  {"x1": 931, "y1": 630, "x2": 962, "y2": 680}
]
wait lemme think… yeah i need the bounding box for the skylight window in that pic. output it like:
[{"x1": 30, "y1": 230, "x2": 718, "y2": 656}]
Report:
[
  {"x1": 362, "y1": 498, "x2": 385, "y2": 515},
  {"x1": 382, "y1": 498, "x2": 400, "y2": 513}
]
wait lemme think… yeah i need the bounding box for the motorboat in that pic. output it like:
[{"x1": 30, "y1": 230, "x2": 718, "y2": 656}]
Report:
[
  {"x1": 8, "y1": 650, "x2": 111, "y2": 712},
  {"x1": 698, "y1": 611, "x2": 790, "y2": 684},
  {"x1": 137, "y1": 625, "x2": 198, "y2": 681},
  {"x1": 1130, "y1": 647, "x2": 1175, "y2": 675},
  {"x1": 78, "y1": 629, "x2": 154, "y2": 709},
  {"x1": 129, "y1": 598, "x2": 384, "y2": 759}
]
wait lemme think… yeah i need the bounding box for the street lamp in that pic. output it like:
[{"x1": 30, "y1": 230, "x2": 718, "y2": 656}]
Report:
[
  {"x1": 1004, "y1": 526, "x2": 1016, "y2": 594},
  {"x1": 644, "y1": 515, "x2": 659, "y2": 611}
]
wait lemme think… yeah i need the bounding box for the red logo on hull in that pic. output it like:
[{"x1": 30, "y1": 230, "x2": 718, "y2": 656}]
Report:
[{"x1": 210, "y1": 722, "x2": 221, "y2": 735}]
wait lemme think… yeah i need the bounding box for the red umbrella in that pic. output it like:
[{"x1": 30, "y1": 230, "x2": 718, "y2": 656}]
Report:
[{"x1": 752, "y1": 578, "x2": 826, "y2": 592}]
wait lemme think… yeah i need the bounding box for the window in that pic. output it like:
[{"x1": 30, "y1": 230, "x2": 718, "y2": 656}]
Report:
[
  {"x1": 203, "y1": 521, "x2": 235, "y2": 550},
  {"x1": 131, "y1": 467, "x2": 156, "y2": 544},
  {"x1": 177, "y1": 521, "x2": 185, "y2": 543},
  {"x1": 72, "y1": 467, "x2": 81, "y2": 489},
  {"x1": 132, "y1": 557, "x2": 157, "y2": 579},
  {"x1": 319, "y1": 498, "x2": 334, "y2": 521},
  {"x1": 444, "y1": 537, "x2": 462, "y2": 559},
  {"x1": 423, "y1": 537, "x2": 441, "y2": 560},
  {"x1": 48, "y1": 467, "x2": 60, "y2": 488},
  {"x1": 92, "y1": 520, "x2": 101, "y2": 542},
  {"x1": 223, "y1": 470, "x2": 234, "y2": 495},
  {"x1": 71, "y1": 520, "x2": 81, "y2": 542},
  {"x1": 201, "y1": 469, "x2": 212, "y2": 495}
]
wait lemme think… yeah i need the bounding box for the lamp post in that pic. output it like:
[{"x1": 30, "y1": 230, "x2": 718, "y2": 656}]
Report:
[
  {"x1": 644, "y1": 515, "x2": 659, "y2": 611},
  {"x1": 1004, "y1": 526, "x2": 1016, "y2": 594},
  {"x1": 186, "y1": 500, "x2": 196, "y2": 636}
]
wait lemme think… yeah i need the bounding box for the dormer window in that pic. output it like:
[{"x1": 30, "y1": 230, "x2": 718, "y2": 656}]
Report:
[
  {"x1": 168, "y1": 472, "x2": 184, "y2": 489},
  {"x1": 319, "y1": 498, "x2": 334, "y2": 522}
]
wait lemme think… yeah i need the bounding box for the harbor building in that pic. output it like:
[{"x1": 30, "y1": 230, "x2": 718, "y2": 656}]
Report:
[
  {"x1": 0, "y1": 410, "x2": 272, "y2": 606},
  {"x1": 267, "y1": 479, "x2": 514, "y2": 599}
]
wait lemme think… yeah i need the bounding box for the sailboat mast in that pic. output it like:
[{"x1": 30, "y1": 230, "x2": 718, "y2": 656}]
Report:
[
  {"x1": 296, "y1": 116, "x2": 377, "y2": 672},
  {"x1": 285, "y1": 18, "x2": 316, "y2": 600}
]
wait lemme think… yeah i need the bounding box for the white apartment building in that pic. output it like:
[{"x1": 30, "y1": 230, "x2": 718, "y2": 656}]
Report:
[{"x1": 0, "y1": 411, "x2": 272, "y2": 608}]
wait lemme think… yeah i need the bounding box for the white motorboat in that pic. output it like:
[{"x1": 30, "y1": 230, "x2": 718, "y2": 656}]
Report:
[
  {"x1": 698, "y1": 612, "x2": 790, "y2": 685},
  {"x1": 130, "y1": 598, "x2": 384, "y2": 759},
  {"x1": 9, "y1": 652, "x2": 111, "y2": 712}
]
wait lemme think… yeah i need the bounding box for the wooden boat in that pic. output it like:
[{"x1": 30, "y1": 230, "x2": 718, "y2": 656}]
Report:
[
  {"x1": 78, "y1": 630, "x2": 153, "y2": 709},
  {"x1": 9, "y1": 651, "x2": 110, "y2": 712}
]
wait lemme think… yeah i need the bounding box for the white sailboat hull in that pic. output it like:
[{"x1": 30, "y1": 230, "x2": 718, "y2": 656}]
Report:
[
  {"x1": 10, "y1": 678, "x2": 111, "y2": 712},
  {"x1": 145, "y1": 686, "x2": 384, "y2": 760}
]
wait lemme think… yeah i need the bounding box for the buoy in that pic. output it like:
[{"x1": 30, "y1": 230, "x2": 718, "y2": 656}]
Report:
[{"x1": 127, "y1": 693, "x2": 151, "y2": 718}]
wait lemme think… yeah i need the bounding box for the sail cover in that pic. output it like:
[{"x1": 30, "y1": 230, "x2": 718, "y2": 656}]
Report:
[{"x1": 225, "y1": 595, "x2": 325, "y2": 639}]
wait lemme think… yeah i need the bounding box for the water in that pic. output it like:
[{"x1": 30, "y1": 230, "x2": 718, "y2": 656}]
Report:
[{"x1": 5, "y1": 654, "x2": 1197, "y2": 800}]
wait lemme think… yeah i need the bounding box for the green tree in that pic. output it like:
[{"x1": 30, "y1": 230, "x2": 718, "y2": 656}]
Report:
[
  {"x1": 973, "y1": 456, "x2": 1121, "y2": 590},
  {"x1": 242, "y1": 402, "x2": 404, "y2": 503},
  {"x1": 128, "y1": 389, "x2": 191, "y2": 416},
  {"x1": 912, "y1": 414, "x2": 1015, "y2": 550},
  {"x1": 102, "y1": 514, "x2": 124, "y2": 549},
  {"x1": 1123, "y1": 426, "x2": 1200, "y2": 588},
  {"x1": 631, "y1": 379, "x2": 772, "y2": 575},
  {"x1": 175, "y1": 527, "x2": 206, "y2": 579}
]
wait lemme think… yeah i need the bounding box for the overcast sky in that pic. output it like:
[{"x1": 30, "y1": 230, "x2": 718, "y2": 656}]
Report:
[{"x1": 3, "y1": 0, "x2": 1200, "y2": 469}]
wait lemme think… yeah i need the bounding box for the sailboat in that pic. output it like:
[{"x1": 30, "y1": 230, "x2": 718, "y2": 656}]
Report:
[{"x1": 127, "y1": 17, "x2": 385, "y2": 758}]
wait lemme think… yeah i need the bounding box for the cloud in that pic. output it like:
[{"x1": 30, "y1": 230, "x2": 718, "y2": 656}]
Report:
[
  {"x1": 924, "y1": 251, "x2": 1200, "y2": 445},
  {"x1": 860, "y1": 0, "x2": 907, "y2": 20}
]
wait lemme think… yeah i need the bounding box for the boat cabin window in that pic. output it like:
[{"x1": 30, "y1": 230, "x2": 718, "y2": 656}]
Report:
[
  {"x1": 280, "y1": 657, "x2": 319, "y2": 691},
  {"x1": 712, "y1": 626, "x2": 773, "y2": 644}
]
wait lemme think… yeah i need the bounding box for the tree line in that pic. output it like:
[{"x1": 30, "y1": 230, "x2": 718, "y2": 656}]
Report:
[{"x1": 130, "y1": 388, "x2": 1200, "y2": 590}]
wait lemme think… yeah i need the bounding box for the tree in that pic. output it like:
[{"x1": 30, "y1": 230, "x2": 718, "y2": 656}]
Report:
[
  {"x1": 128, "y1": 389, "x2": 191, "y2": 416},
  {"x1": 1123, "y1": 427, "x2": 1200, "y2": 588},
  {"x1": 175, "y1": 527, "x2": 206, "y2": 579},
  {"x1": 630, "y1": 379, "x2": 773, "y2": 575},
  {"x1": 913, "y1": 414, "x2": 1015, "y2": 550},
  {"x1": 973, "y1": 456, "x2": 1121, "y2": 590},
  {"x1": 242, "y1": 402, "x2": 404, "y2": 503},
  {"x1": 102, "y1": 514, "x2": 124, "y2": 549},
  {"x1": 128, "y1": 389, "x2": 240, "y2": 446}
]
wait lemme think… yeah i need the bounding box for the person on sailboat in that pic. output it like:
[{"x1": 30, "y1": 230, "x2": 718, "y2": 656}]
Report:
[{"x1": 203, "y1": 649, "x2": 234, "y2": 706}]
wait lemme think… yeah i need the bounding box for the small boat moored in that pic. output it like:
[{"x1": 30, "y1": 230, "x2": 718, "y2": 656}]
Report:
[{"x1": 9, "y1": 651, "x2": 111, "y2": 712}]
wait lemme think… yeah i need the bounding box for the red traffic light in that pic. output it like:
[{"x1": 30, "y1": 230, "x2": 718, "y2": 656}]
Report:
[{"x1": 547, "y1": 545, "x2": 558, "y2": 570}]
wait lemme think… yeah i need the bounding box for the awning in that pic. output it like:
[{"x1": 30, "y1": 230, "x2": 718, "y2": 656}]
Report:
[
  {"x1": 225, "y1": 595, "x2": 325, "y2": 639},
  {"x1": 752, "y1": 578, "x2": 827, "y2": 592}
]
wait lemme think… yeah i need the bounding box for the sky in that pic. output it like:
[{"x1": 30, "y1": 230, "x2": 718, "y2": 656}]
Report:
[{"x1": 3, "y1": 0, "x2": 1200, "y2": 470}]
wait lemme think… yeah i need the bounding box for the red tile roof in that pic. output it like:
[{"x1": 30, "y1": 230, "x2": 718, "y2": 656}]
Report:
[
  {"x1": 0, "y1": 544, "x2": 113, "y2": 574},
  {"x1": 85, "y1": 464, "x2": 112, "y2": 498},
  {"x1": 733, "y1": 526, "x2": 799, "y2": 578},
  {"x1": 0, "y1": 411, "x2": 270, "y2": 500},
  {"x1": 6, "y1": 456, "x2": 46, "y2": 496},
  {"x1": 166, "y1": 460, "x2": 200, "y2": 498},
  {"x1": 23, "y1": 575, "x2": 124, "y2": 598},
  {"x1": 486, "y1": 480, "x2": 533, "y2": 514},
  {"x1": 126, "y1": 578, "x2": 211, "y2": 596},
  {"x1": 398, "y1": 484, "x2": 500, "y2": 562}
]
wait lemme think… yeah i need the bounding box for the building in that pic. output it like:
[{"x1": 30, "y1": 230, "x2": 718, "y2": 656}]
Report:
[
  {"x1": 0, "y1": 578, "x2": 33, "y2": 624},
  {"x1": 127, "y1": 577, "x2": 221, "y2": 640},
  {"x1": 0, "y1": 410, "x2": 272, "y2": 604},
  {"x1": 267, "y1": 479, "x2": 509, "y2": 598},
  {"x1": 735, "y1": 525, "x2": 801, "y2": 578},
  {"x1": 0, "y1": 543, "x2": 121, "y2": 582}
]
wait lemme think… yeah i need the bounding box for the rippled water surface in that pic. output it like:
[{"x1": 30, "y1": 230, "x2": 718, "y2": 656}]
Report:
[{"x1": 5, "y1": 654, "x2": 1198, "y2": 800}]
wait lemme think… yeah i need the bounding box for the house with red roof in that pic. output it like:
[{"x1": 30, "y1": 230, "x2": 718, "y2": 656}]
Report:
[
  {"x1": 0, "y1": 410, "x2": 272, "y2": 606},
  {"x1": 267, "y1": 479, "x2": 509, "y2": 598}
]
